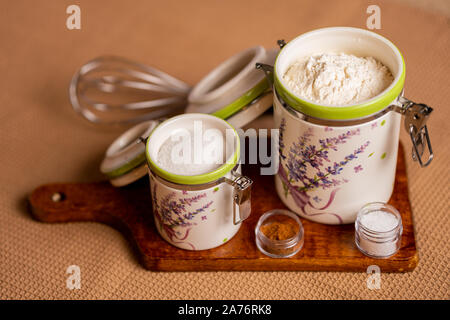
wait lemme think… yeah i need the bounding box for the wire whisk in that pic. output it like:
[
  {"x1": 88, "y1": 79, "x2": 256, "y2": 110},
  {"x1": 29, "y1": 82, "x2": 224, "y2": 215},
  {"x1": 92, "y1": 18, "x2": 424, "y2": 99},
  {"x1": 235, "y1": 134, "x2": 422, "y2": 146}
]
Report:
[{"x1": 69, "y1": 56, "x2": 191, "y2": 126}]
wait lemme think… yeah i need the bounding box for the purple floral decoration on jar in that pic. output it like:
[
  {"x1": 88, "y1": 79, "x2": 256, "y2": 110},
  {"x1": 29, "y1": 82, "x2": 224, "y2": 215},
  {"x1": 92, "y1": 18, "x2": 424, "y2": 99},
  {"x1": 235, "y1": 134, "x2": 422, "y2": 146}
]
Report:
[
  {"x1": 278, "y1": 118, "x2": 370, "y2": 224},
  {"x1": 151, "y1": 185, "x2": 213, "y2": 250}
]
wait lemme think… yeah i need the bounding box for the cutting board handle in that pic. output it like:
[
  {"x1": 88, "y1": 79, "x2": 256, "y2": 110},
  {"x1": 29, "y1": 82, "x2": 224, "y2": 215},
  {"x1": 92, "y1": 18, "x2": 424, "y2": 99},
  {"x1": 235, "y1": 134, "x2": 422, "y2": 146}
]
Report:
[{"x1": 29, "y1": 182, "x2": 121, "y2": 224}]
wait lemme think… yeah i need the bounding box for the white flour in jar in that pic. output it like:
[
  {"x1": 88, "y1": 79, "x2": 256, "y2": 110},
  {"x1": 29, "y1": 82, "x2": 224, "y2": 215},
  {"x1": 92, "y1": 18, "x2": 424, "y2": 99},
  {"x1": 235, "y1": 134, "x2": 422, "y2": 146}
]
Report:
[
  {"x1": 156, "y1": 129, "x2": 227, "y2": 175},
  {"x1": 283, "y1": 53, "x2": 394, "y2": 106}
]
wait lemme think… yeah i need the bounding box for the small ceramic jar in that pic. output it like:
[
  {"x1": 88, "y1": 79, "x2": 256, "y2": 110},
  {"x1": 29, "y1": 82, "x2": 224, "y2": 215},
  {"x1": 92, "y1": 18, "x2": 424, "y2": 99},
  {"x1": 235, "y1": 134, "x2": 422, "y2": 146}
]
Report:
[
  {"x1": 145, "y1": 113, "x2": 252, "y2": 250},
  {"x1": 261, "y1": 27, "x2": 434, "y2": 225}
]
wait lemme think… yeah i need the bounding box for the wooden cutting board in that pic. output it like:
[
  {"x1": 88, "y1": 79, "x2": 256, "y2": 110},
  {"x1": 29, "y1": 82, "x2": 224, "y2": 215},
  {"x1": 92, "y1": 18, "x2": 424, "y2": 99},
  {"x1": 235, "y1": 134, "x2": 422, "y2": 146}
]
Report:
[{"x1": 28, "y1": 144, "x2": 417, "y2": 272}]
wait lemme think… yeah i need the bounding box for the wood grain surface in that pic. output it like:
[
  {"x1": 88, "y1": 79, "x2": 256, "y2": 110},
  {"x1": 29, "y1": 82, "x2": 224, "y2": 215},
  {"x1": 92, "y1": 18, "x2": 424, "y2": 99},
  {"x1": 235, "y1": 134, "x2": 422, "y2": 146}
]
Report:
[{"x1": 28, "y1": 144, "x2": 417, "y2": 272}]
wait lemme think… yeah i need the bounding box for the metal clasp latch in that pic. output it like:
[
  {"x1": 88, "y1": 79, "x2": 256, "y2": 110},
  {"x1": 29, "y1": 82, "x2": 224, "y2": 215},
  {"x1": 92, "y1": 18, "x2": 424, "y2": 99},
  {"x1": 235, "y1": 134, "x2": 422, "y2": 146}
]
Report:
[
  {"x1": 395, "y1": 97, "x2": 434, "y2": 167},
  {"x1": 227, "y1": 172, "x2": 253, "y2": 225},
  {"x1": 255, "y1": 63, "x2": 274, "y2": 87},
  {"x1": 277, "y1": 39, "x2": 286, "y2": 49},
  {"x1": 255, "y1": 39, "x2": 285, "y2": 87}
]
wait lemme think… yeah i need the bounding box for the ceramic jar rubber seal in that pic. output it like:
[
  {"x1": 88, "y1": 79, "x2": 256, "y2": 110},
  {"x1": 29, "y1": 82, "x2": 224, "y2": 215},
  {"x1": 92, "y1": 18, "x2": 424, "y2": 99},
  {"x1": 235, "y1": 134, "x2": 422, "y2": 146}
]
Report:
[{"x1": 257, "y1": 27, "x2": 434, "y2": 225}]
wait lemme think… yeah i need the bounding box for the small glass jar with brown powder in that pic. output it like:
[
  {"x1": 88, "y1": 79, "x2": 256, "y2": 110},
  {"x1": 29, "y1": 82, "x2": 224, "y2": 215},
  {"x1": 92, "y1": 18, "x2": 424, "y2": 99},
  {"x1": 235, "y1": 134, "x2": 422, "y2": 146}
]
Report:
[{"x1": 255, "y1": 209, "x2": 304, "y2": 258}]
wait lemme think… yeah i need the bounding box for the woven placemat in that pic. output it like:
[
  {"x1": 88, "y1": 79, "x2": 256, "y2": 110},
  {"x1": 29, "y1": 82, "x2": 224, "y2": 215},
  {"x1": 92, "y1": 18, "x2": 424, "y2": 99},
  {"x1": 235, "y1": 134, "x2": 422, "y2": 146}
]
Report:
[{"x1": 0, "y1": 0, "x2": 448, "y2": 299}]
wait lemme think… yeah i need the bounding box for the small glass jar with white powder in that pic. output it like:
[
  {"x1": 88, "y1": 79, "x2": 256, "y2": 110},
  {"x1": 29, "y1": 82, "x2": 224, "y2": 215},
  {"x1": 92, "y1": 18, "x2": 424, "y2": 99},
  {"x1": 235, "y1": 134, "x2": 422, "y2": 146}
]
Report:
[{"x1": 355, "y1": 202, "x2": 403, "y2": 258}]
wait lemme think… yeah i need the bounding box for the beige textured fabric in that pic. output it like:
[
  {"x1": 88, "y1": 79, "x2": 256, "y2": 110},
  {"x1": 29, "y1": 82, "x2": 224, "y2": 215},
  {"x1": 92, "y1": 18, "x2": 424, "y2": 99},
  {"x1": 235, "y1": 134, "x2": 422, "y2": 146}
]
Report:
[{"x1": 0, "y1": 0, "x2": 449, "y2": 299}]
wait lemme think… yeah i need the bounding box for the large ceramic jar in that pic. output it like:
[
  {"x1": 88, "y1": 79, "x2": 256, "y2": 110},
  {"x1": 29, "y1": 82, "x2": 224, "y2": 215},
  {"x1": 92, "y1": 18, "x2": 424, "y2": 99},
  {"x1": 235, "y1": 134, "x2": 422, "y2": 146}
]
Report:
[{"x1": 270, "y1": 27, "x2": 433, "y2": 224}]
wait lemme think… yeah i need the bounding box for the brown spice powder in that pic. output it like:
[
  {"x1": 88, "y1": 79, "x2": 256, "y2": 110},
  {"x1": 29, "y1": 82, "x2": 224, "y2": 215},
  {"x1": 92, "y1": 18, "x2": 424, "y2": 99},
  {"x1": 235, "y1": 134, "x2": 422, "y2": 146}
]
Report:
[{"x1": 260, "y1": 214, "x2": 299, "y2": 241}]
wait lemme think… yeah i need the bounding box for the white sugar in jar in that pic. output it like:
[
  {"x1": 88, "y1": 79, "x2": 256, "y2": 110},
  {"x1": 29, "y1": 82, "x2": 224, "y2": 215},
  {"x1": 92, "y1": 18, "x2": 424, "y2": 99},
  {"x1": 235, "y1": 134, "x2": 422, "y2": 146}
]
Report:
[
  {"x1": 355, "y1": 202, "x2": 403, "y2": 258},
  {"x1": 156, "y1": 128, "x2": 228, "y2": 176}
]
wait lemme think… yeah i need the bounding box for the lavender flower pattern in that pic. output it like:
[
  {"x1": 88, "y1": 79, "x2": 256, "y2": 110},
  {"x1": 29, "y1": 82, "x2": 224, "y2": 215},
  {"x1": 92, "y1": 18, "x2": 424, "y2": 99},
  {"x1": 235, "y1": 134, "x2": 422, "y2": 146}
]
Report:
[
  {"x1": 278, "y1": 118, "x2": 370, "y2": 224},
  {"x1": 152, "y1": 184, "x2": 213, "y2": 250}
]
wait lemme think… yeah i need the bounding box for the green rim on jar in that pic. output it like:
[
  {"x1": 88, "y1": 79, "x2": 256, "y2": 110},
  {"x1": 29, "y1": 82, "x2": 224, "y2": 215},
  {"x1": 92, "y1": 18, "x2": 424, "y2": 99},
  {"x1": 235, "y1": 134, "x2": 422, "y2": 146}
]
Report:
[
  {"x1": 145, "y1": 114, "x2": 240, "y2": 185},
  {"x1": 103, "y1": 152, "x2": 147, "y2": 179},
  {"x1": 212, "y1": 77, "x2": 270, "y2": 120},
  {"x1": 274, "y1": 31, "x2": 406, "y2": 120}
]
